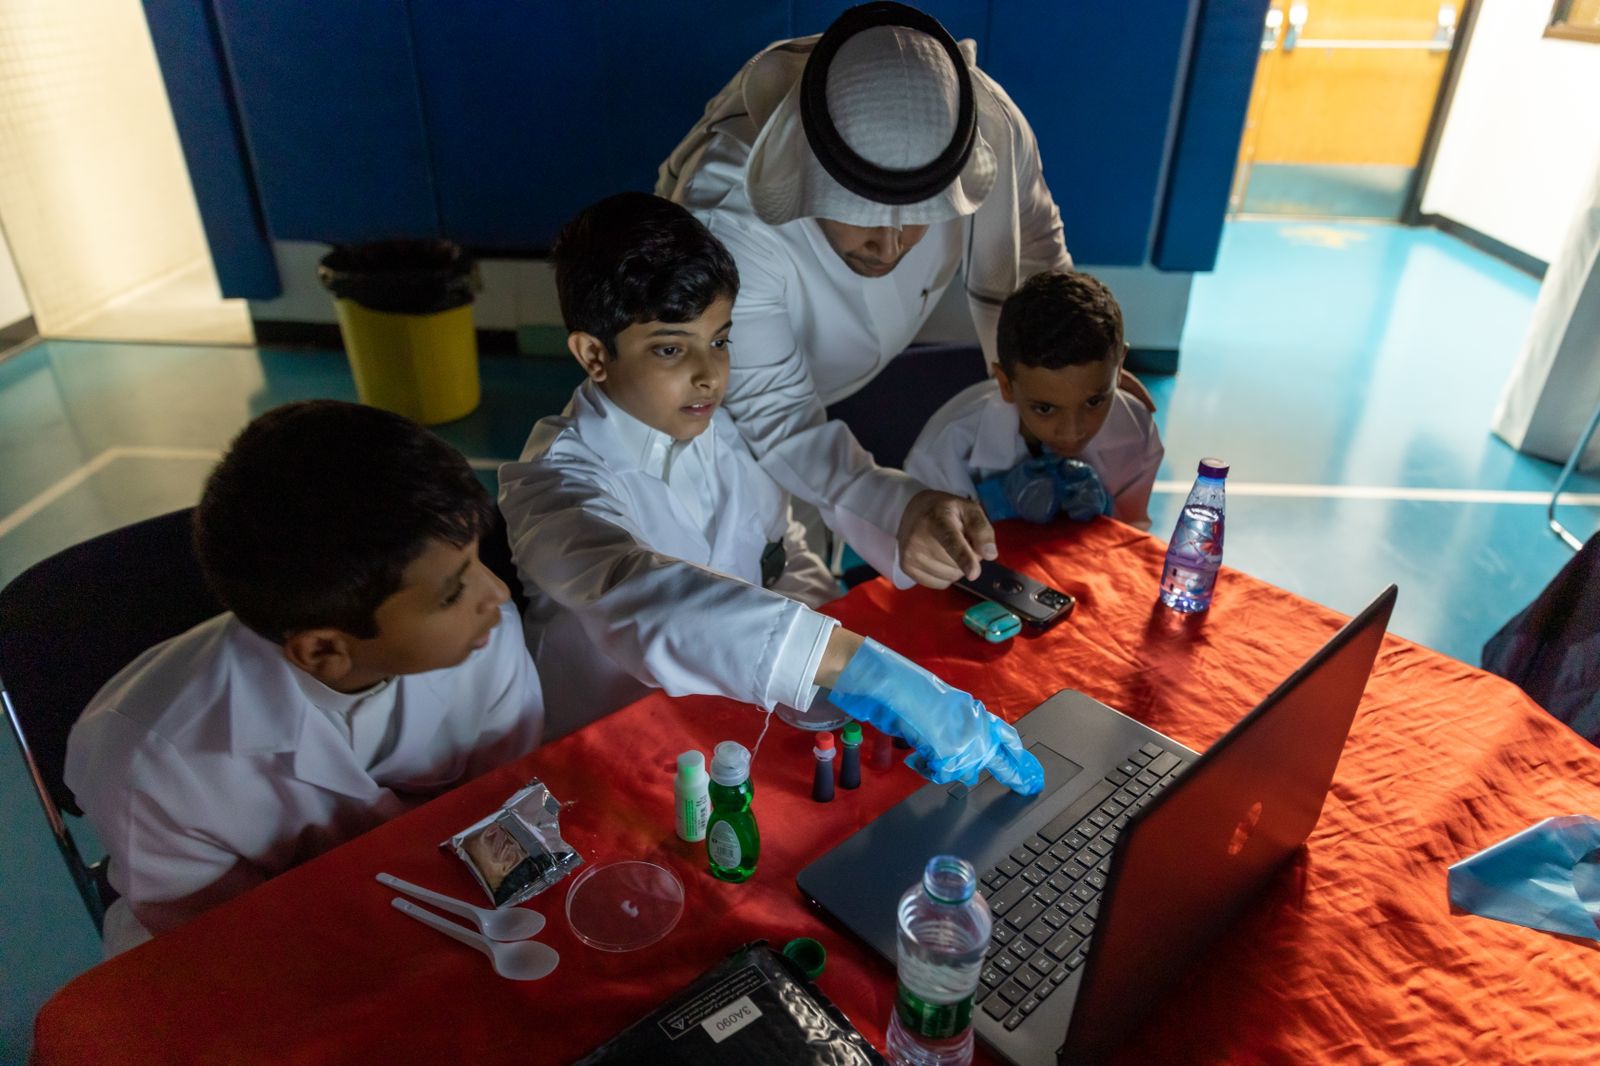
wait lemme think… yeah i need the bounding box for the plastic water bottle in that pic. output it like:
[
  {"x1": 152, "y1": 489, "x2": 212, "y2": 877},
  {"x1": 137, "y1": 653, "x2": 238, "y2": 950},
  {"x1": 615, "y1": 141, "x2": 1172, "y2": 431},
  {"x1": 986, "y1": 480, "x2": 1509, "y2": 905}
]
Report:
[
  {"x1": 1159, "y1": 458, "x2": 1229, "y2": 613},
  {"x1": 885, "y1": 855, "x2": 992, "y2": 1066}
]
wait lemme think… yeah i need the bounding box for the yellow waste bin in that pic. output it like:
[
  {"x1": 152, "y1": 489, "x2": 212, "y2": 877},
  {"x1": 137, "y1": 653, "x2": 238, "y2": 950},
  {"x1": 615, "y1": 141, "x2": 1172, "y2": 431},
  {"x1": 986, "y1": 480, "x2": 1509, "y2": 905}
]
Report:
[{"x1": 318, "y1": 241, "x2": 480, "y2": 425}]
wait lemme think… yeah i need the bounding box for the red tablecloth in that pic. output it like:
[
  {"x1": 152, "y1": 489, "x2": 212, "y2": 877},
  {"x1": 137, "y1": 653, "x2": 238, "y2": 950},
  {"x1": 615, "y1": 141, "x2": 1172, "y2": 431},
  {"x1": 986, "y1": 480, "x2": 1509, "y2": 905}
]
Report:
[{"x1": 33, "y1": 520, "x2": 1600, "y2": 1064}]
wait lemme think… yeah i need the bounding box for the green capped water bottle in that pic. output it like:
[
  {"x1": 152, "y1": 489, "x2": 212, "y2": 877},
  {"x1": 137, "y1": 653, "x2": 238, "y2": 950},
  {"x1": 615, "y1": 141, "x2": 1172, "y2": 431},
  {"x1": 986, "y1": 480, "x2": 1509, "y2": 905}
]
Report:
[
  {"x1": 706, "y1": 741, "x2": 760, "y2": 882},
  {"x1": 885, "y1": 855, "x2": 992, "y2": 1066}
]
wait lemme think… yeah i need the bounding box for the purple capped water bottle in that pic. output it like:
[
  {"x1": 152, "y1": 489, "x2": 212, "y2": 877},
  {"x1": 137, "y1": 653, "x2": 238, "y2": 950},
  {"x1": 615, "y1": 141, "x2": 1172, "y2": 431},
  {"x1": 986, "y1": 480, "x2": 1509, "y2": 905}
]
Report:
[{"x1": 1159, "y1": 458, "x2": 1228, "y2": 613}]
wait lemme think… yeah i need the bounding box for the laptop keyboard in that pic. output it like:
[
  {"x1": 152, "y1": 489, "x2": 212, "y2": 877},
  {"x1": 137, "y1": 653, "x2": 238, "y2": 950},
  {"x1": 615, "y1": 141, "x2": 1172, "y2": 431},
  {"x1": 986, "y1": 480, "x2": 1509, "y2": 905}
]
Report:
[{"x1": 975, "y1": 742, "x2": 1189, "y2": 1033}]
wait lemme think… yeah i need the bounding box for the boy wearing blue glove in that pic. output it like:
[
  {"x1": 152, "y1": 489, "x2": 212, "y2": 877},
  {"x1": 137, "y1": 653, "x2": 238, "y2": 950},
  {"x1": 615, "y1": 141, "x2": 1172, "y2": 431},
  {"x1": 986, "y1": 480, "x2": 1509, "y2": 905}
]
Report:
[
  {"x1": 906, "y1": 271, "x2": 1163, "y2": 530},
  {"x1": 501, "y1": 193, "x2": 1041, "y2": 795}
]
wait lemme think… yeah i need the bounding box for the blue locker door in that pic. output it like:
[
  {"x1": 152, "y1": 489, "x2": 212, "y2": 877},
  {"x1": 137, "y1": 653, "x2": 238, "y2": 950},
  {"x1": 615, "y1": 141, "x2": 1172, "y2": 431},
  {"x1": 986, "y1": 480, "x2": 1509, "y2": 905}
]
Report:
[
  {"x1": 213, "y1": 0, "x2": 439, "y2": 243},
  {"x1": 790, "y1": 0, "x2": 992, "y2": 63},
  {"x1": 988, "y1": 1, "x2": 1197, "y2": 266},
  {"x1": 1153, "y1": 0, "x2": 1269, "y2": 272},
  {"x1": 408, "y1": 2, "x2": 791, "y2": 250}
]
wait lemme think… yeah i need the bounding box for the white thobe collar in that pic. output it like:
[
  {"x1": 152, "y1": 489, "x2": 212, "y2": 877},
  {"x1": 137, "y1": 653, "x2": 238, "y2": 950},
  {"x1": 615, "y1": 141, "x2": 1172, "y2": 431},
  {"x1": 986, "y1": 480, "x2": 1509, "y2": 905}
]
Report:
[
  {"x1": 969, "y1": 385, "x2": 1031, "y2": 473},
  {"x1": 583, "y1": 380, "x2": 707, "y2": 480},
  {"x1": 222, "y1": 622, "x2": 387, "y2": 802},
  {"x1": 292, "y1": 669, "x2": 398, "y2": 772},
  {"x1": 291, "y1": 669, "x2": 392, "y2": 715}
]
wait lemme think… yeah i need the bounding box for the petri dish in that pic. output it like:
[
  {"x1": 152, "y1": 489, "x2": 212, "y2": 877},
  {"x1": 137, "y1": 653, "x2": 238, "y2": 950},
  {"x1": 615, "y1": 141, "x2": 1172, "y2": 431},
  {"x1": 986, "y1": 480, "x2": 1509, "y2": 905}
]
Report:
[
  {"x1": 777, "y1": 695, "x2": 849, "y2": 732},
  {"x1": 564, "y1": 860, "x2": 685, "y2": 952}
]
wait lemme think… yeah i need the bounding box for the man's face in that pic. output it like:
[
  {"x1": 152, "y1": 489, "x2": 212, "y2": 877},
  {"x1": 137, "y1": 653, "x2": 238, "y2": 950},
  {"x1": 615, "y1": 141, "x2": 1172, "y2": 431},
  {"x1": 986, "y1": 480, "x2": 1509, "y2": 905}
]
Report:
[
  {"x1": 576, "y1": 295, "x2": 733, "y2": 442},
  {"x1": 348, "y1": 537, "x2": 510, "y2": 678},
  {"x1": 817, "y1": 220, "x2": 930, "y2": 278},
  {"x1": 996, "y1": 349, "x2": 1123, "y2": 459}
]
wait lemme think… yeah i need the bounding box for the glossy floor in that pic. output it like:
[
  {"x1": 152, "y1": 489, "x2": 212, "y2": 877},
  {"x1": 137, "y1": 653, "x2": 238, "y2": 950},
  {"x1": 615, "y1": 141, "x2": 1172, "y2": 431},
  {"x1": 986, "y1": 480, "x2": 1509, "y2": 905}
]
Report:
[{"x1": 1, "y1": 221, "x2": 1595, "y2": 1060}]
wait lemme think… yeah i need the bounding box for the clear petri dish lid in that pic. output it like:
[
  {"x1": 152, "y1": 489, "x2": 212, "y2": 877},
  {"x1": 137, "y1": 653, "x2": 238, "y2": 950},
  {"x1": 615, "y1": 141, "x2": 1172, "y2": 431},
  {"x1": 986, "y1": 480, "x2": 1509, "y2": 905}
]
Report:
[{"x1": 564, "y1": 860, "x2": 685, "y2": 952}]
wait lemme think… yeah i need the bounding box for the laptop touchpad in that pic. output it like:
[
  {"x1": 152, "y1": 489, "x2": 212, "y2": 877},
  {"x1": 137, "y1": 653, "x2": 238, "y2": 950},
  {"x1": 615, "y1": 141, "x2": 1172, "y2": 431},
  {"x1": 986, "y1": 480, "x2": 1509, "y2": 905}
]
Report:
[{"x1": 956, "y1": 741, "x2": 1082, "y2": 812}]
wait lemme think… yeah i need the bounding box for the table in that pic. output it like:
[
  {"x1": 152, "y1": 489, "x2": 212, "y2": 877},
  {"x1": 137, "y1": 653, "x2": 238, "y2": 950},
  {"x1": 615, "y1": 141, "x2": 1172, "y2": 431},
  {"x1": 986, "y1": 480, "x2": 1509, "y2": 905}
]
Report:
[{"x1": 33, "y1": 520, "x2": 1600, "y2": 1063}]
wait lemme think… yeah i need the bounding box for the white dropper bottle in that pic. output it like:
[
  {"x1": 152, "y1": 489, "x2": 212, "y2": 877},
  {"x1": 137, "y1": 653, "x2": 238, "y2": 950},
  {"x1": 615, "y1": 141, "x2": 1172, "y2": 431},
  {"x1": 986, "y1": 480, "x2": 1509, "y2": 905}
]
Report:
[{"x1": 674, "y1": 750, "x2": 711, "y2": 842}]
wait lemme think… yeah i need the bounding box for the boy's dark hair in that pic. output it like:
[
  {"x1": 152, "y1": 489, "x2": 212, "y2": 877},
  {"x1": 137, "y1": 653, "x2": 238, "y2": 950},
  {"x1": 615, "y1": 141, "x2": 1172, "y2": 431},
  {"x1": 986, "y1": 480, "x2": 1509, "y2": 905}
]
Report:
[
  {"x1": 996, "y1": 270, "x2": 1124, "y2": 377},
  {"x1": 194, "y1": 400, "x2": 494, "y2": 643},
  {"x1": 552, "y1": 191, "x2": 739, "y2": 355}
]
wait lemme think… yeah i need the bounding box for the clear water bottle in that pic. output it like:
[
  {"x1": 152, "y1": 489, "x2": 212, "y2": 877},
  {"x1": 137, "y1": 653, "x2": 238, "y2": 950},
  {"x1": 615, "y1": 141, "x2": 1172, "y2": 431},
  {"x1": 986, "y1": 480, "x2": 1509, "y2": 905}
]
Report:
[
  {"x1": 1159, "y1": 458, "x2": 1228, "y2": 613},
  {"x1": 885, "y1": 855, "x2": 992, "y2": 1066}
]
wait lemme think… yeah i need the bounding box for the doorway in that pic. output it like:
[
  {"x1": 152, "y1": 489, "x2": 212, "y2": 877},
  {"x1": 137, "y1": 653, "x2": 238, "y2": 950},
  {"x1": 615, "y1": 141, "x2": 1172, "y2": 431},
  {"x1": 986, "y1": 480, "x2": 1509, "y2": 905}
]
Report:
[
  {"x1": 1232, "y1": 0, "x2": 1459, "y2": 219},
  {"x1": 0, "y1": 1, "x2": 250, "y2": 347}
]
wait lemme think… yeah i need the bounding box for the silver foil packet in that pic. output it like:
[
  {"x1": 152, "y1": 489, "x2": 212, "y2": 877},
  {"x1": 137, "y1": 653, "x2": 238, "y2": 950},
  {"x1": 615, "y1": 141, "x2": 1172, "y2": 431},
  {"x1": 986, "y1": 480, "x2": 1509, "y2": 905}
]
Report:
[{"x1": 442, "y1": 778, "x2": 582, "y2": 907}]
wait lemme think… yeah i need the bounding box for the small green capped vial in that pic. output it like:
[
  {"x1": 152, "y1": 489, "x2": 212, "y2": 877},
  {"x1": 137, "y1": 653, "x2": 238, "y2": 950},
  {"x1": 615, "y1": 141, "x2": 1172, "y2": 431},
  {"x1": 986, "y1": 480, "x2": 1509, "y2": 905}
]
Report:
[
  {"x1": 706, "y1": 740, "x2": 760, "y2": 882},
  {"x1": 839, "y1": 721, "x2": 863, "y2": 789}
]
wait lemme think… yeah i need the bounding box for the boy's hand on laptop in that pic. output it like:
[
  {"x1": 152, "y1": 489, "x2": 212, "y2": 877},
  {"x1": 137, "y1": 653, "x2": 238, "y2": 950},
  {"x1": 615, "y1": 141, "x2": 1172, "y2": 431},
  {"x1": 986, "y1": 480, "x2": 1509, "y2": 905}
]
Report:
[
  {"x1": 824, "y1": 637, "x2": 1045, "y2": 795},
  {"x1": 898, "y1": 490, "x2": 998, "y2": 588}
]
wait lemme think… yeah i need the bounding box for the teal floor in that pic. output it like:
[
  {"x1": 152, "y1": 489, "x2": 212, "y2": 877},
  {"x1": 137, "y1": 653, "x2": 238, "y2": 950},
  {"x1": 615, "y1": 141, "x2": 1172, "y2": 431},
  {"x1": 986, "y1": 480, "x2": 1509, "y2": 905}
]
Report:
[{"x1": 1, "y1": 220, "x2": 1596, "y2": 1060}]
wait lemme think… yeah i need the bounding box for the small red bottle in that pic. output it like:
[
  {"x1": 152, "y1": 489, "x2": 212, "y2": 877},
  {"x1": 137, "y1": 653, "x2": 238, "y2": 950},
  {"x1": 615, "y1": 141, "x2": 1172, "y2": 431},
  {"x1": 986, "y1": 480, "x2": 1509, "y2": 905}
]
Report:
[{"x1": 812, "y1": 732, "x2": 836, "y2": 803}]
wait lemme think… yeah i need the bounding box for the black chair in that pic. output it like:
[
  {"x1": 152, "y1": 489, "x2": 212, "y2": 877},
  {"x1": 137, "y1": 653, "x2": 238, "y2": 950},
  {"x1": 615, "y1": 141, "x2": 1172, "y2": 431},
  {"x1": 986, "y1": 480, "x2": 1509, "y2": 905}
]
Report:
[
  {"x1": 0, "y1": 508, "x2": 223, "y2": 933},
  {"x1": 825, "y1": 342, "x2": 990, "y2": 470},
  {"x1": 1483, "y1": 528, "x2": 1600, "y2": 746},
  {"x1": 481, "y1": 505, "x2": 530, "y2": 616}
]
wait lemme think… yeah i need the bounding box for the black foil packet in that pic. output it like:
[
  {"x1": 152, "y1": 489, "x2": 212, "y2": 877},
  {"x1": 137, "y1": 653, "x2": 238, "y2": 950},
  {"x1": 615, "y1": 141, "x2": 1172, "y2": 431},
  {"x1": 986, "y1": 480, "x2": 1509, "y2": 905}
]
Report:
[
  {"x1": 575, "y1": 940, "x2": 885, "y2": 1065},
  {"x1": 441, "y1": 778, "x2": 581, "y2": 907}
]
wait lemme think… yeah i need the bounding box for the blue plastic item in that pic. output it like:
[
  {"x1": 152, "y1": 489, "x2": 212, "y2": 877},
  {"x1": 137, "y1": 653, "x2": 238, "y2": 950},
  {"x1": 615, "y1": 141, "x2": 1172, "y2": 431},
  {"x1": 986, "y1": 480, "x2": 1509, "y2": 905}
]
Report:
[
  {"x1": 963, "y1": 601, "x2": 1021, "y2": 643},
  {"x1": 1448, "y1": 815, "x2": 1600, "y2": 941},
  {"x1": 1054, "y1": 458, "x2": 1112, "y2": 521},
  {"x1": 974, "y1": 456, "x2": 1110, "y2": 524},
  {"x1": 827, "y1": 639, "x2": 1044, "y2": 795}
]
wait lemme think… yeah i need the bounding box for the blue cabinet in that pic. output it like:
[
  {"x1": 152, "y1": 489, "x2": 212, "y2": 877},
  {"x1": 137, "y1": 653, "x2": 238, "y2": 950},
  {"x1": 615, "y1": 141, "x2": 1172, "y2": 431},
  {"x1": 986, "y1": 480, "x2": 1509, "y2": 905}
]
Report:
[
  {"x1": 212, "y1": 0, "x2": 438, "y2": 243},
  {"x1": 143, "y1": 0, "x2": 280, "y2": 297},
  {"x1": 149, "y1": 2, "x2": 1262, "y2": 291},
  {"x1": 990, "y1": 1, "x2": 1197, "y2": 266},
  {"x1": 406, "y1": 2, "x2": 790, "y2": 250}
]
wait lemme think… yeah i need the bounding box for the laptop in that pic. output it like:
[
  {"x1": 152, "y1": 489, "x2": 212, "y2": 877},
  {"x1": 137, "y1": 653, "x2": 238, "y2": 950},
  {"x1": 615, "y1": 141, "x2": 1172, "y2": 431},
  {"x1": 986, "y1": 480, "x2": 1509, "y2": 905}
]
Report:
[{"x1": 798, "y1": 586, "x2": 1396, "y2": 1064}]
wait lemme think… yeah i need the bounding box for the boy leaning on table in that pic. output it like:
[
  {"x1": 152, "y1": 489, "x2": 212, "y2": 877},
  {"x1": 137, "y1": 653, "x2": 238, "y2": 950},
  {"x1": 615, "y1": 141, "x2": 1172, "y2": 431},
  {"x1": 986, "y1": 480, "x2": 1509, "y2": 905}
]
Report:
[
  {"x1": 906, "y1": 270, "x2": 1163, "y2": 530},
  {"x1": 66, "y1": 401, "x2": 545, "y2": 957},
  {"x1": 497, "y1": 191, "x2": 1042, "y2": 796}
]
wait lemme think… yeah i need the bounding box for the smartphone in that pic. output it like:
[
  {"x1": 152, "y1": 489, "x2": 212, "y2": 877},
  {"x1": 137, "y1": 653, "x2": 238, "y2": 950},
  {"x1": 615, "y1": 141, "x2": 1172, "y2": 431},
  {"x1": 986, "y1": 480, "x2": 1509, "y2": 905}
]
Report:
[{"x1": 955, "y1": 560, "x2": 1075, "y2": 628}]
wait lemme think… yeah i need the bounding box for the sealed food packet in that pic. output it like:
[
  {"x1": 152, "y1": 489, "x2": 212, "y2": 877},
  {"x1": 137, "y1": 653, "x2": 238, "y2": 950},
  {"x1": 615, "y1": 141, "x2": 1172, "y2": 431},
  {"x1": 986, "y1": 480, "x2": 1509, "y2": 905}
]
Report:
[{"x1": 443, "y1": 779, "x2": 582, "y2": 907}]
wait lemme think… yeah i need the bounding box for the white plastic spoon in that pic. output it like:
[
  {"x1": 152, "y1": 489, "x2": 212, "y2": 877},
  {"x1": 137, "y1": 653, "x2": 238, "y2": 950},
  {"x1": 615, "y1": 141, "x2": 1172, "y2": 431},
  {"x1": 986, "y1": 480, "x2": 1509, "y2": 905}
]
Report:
[
  {"x1": 376, "y1": 872, "x2": 545, "y2": 942},
  {"x1": 391, "y1": 898, "x2": 559, "y2": 980}
]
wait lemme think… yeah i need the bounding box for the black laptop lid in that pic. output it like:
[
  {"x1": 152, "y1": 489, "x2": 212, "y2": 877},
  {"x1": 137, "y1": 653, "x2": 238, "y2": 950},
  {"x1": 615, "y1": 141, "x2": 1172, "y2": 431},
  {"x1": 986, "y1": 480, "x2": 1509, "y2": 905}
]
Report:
[{"x1": 1063, "y1": 587, "x2": 1396, "y2": 1061}]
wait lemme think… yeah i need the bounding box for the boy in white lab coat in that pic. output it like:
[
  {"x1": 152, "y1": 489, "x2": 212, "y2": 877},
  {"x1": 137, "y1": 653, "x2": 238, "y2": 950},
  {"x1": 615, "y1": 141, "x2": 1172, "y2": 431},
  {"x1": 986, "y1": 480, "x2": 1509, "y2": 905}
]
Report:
[
  {"x1": 66, "y1": 401, "x2": 544, "y2": 957},
  {"x1": 500, "y1": 193, "x2": 1041, "y2": 798},
  {"x1": 906, "y1": 270, "x2": 1164, "y2": 530}
]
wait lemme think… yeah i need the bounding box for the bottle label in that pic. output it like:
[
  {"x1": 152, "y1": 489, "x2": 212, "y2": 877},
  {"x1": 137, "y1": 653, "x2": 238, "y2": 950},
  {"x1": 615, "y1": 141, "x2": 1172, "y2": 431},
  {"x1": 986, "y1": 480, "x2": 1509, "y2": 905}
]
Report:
[
  {"x1": 708, "y1": 820, "x2": 742, "y2": 869},
  {"x1": 1166, "y1": 562, "x2": 1211, "y2": 593},
  {"x1": 678, "y1": 792, "x2": 709, "y2": 842},
  {"x1": 895, "y1": 983, "x2": 973, "y2": 1041}
]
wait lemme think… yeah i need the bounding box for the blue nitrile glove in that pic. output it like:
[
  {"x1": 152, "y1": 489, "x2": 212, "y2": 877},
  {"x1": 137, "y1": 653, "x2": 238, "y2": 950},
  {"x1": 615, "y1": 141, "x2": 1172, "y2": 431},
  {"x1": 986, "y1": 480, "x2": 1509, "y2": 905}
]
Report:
[
  {"x1": 974, "y1": 456, "x2": 1061, "y2": 524},
  {"x1": 828, "y1": 639, "x2": 1044, "y2": 795},
  {"x1": 1054, "y1": 458, "x2": 1113, "y2": 522},
  {"x1": 1447, "y1": 815, "x2": 1600, "y2": 942}
]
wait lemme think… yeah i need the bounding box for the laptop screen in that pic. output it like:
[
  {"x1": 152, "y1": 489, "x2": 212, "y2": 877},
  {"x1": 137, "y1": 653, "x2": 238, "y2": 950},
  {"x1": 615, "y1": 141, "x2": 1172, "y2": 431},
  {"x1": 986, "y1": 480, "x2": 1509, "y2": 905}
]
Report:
[{"x1": 1062, "y1": 587, "x2": 1395, "y2": 1061}]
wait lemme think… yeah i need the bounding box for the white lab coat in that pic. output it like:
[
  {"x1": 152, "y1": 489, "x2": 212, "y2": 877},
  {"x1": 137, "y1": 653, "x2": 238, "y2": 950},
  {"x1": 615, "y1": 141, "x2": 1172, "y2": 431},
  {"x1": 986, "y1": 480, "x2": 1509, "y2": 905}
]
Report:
[
  {"x1": 905, "y1": 380, "x2": 1164, "y2": 531},
  {"x1": 499, "y1": 381, "x2": 841, "y2": 740},
  {"x1": 1492, "y1": 160, "x2": 1600, "y2": 470},
  {"x1": 65, "y1": 603, "x2": 542, "y2": 957},
  {"x1": 657, "y1": 34, "x2": 1072, "y2": 563}
]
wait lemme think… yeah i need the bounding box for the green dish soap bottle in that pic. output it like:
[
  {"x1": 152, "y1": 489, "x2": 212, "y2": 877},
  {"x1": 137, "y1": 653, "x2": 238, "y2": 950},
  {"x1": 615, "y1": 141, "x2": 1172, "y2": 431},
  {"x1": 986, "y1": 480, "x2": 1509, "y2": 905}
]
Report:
[{"x1": 706, "y1": 740, "x2": 760, "y2": 882}]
